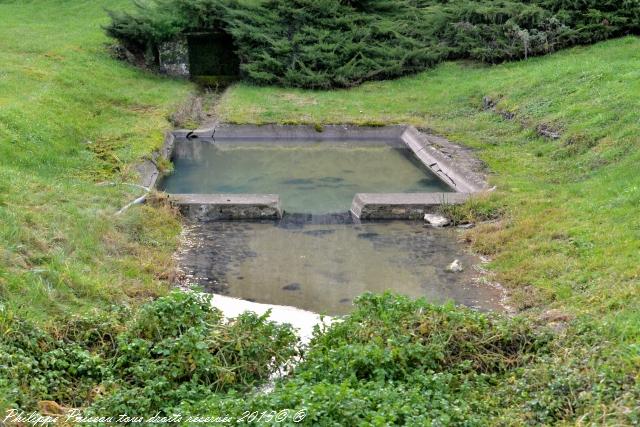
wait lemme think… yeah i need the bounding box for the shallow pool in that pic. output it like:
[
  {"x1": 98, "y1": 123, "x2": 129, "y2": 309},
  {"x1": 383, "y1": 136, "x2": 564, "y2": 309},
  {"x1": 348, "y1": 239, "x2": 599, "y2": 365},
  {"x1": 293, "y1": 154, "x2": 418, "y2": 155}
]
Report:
[
  {"x1": 175, "y1": 215, "x2": 503, "y2": 315},
  {"x1": 160, "y1": 139, "x2": 451, "y2": 213}
]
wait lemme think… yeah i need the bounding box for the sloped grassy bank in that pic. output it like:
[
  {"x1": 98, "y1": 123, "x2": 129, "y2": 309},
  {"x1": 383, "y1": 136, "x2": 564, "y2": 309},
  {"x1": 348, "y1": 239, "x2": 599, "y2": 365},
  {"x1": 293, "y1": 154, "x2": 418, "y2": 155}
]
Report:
[
  {"x1": 218, "y1": 36, "x2": 640, "y2": 324},
  {"x1": 210, "y1": 36, "x2": 640, "y2": 423},
  {"x1": 0, "y1": 0, "x2": 192, "y2": 321}
]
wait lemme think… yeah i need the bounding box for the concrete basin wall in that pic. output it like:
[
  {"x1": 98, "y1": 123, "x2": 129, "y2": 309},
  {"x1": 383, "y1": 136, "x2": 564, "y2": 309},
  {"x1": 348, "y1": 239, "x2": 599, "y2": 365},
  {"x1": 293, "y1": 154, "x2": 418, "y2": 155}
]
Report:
[
  {"x1": 400, "y1": 127, "x2": 487, "y2": 194},
  {"x1": 169, "y1": 194, "x2": 282, "y2": 221},
  {"x1": 351, "y1": 193, "x2": 470, "y2": 220},
  {"x1": 174, "y1": 124, "x2": 408, "y2": 141},
  {"x1": 139, "y1": 124, "x2": 489, "y2": 221}
]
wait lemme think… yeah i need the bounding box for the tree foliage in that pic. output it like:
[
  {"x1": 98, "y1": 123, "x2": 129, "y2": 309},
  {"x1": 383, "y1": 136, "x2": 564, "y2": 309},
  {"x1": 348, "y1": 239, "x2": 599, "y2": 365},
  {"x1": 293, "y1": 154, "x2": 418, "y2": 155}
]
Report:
[{"x1": 106, "y1": 0, "x2": 639, "y2": 88}]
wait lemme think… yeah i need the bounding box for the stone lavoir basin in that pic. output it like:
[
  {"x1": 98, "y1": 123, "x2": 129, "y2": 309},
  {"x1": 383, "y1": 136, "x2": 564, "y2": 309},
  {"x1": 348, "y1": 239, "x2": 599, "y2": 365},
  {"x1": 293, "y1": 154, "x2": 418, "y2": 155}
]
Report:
[
  {"x1": 160, "y1": 138, "x2": 451, "y2": 214},
  {"x1": 153, "y1": 124, "x2": 500, "y2": 315}
]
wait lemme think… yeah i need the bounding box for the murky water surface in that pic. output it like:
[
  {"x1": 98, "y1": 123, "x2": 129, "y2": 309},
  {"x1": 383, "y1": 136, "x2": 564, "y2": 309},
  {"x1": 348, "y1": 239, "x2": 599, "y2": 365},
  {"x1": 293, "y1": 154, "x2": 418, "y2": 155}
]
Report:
[
  {"x1": 160, "y1": 139, "x2": 451, "y2": 213},
  {"x1": 176, "y1": 216, "x2": 503, "y2": 315}
]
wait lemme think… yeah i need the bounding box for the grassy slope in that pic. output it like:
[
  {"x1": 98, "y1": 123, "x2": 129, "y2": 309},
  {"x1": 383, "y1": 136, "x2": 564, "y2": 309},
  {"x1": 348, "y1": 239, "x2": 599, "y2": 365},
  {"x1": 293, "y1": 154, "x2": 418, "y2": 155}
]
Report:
[
  {"x1": 0, "y1": 0, "x2": 193, "y2": 321},
  {"x1": 218, "y1": 37, "x2": 640, "y2": 345}
]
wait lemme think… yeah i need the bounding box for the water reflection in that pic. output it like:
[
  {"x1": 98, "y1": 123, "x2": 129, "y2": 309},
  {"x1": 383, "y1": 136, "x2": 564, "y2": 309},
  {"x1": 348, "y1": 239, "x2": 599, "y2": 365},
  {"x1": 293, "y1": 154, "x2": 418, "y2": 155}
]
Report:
[
  {"x1": 176, "y1": 215, "x2": 503, "y2": 315},
  {"x1": 160, "y1": 139, "x2": 451, "y2": 213}
]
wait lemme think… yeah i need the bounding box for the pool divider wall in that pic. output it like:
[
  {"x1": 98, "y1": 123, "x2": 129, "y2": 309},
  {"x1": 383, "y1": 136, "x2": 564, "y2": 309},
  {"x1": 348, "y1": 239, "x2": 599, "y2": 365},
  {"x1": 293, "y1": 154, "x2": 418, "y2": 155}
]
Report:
[
  {"x1": 351, "y1": 192, "x2": 470, "y2": 220},
  {"x1": 143, "y1": 124, "x2": 490, "y2": 221},
  {"x1": 169, "y1": 194, "x2": 282, "y2": 220}
]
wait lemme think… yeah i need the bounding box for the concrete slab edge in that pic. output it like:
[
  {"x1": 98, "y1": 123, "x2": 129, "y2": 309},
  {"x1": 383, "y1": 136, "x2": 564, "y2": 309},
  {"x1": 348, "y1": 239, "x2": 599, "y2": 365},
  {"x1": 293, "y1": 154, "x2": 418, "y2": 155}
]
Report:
[
  {"x1": 169, "y1": 193, "x2": 282, "y2": 221},
  {"x1": 400, "y1": 126, "x2": 487, "y2": 193},
  {"x1": 351, "y1": 192, "x2": 471, "y2": 220},
  {"x1": 135, "y1": 131, "x2": 176, "y2": 189}
]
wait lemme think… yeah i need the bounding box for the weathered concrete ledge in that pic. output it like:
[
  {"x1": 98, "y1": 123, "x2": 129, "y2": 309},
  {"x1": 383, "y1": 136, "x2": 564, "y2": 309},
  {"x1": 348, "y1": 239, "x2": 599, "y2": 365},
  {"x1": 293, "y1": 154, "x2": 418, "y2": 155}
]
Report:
[
  {"x1": 135, "y1": 131, "x2": 176, "y2": 189},
  {"x1": 400, "y1": 127, "x2": 487, "y2": 193},
  {"x1": 351, "y1": 193, "x2": 471, "y2": 220},
  {"x1": 174, "y1": 124, "x2": 407, "y2": 141},
  {"x1": 169, "y1": 194, "x2": 282, "y2": 220}
]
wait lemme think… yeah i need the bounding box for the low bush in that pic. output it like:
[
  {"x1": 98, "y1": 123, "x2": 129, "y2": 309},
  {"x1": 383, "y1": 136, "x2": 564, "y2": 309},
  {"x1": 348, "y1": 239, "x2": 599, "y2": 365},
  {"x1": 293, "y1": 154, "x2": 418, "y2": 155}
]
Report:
[
  {"x1": 2, "y1": 292, "x2": 637, "y2": 424},
  {"x1": 106, "y1": 0, "x2": 639, "y2": 88},
  {"x1": 0, "y1": 292, "x2": 298, "y2": 415},
  {"x1": 185, "y1": 293, "x2": 553, "y2": 425}
]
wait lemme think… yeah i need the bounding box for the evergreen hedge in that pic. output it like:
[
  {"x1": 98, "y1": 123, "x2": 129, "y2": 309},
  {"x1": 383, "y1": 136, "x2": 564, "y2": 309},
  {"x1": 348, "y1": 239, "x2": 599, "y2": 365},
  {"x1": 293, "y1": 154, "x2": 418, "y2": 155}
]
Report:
[{"x1": 106, "y1": 0, "x2": 639, "y2": 88}]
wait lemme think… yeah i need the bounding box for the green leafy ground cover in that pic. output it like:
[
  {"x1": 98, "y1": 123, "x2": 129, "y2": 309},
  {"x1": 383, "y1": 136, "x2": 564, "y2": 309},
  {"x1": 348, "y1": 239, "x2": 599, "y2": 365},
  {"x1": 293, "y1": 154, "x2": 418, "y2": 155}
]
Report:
[{"x1": 1, "y1": 0, "x2": 639, "y2": 424}]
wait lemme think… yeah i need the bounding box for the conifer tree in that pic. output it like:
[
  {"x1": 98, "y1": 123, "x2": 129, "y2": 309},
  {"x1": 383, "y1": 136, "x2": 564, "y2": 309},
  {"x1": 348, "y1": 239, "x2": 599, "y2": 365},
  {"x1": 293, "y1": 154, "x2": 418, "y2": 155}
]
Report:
[{"x1": 106, "y1": 0, "x2": 640, "y2": 88}]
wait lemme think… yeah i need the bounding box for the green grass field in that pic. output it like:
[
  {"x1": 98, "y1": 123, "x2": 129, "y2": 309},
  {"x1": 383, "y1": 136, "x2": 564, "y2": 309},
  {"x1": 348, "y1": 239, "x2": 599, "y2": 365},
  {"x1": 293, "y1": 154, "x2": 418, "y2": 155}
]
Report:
[
  {"x1": 0, "y1": 0, "x2": 638, "y2": 422},
  {"x1": 0, "y1": 0, "x2": 193, "y2": 321},
  {"x1": 216, "y1": 40, "x2": 640, "y2": 421}
]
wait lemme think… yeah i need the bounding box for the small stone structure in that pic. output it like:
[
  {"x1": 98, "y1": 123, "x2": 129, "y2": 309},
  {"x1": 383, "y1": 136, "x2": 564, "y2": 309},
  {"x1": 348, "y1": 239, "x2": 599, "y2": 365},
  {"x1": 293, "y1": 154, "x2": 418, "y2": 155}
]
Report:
[
  {"x1": 187, "y1": 32, "x2": 240, "y2": 85},
  {"x1": 156, "y1": 32, "x2": 241, "y2": 83},
  {"x1": 138, "y1": 124, "x2": 490, "y2": 220}
]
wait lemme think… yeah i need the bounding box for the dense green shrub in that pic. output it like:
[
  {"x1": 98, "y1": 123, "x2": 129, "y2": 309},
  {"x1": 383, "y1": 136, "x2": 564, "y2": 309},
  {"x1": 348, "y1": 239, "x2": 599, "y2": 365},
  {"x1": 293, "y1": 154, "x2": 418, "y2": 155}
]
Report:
[
  {"x1": 89, "y1": 292, "x2": 298, "y2": 416},
  {"x1": 183, "y1": 295, "x2": 639, "y2": 425},
  {"x1": 2, "y1": 292, "x2": 637, "y2": 424},
  {"x1": 184, "y1": 293, "x2": 552, "y2": 425},
  {"x1": 106, "y1": 0, "x2": 639, "y2": 88},
  {"x1": 0, "y1": 292, "x2": 298, "y2": 415},
  {"x1": 0, "y1": 307, "x2": 126, "y2": 410}
]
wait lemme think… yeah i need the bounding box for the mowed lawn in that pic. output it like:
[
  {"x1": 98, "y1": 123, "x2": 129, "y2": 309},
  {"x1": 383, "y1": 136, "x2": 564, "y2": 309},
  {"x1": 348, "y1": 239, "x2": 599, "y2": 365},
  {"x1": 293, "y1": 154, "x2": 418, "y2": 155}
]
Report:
[
  {"x1": 0, "y1": 0, "x2": 193, "y2": 321},
  {"x1": 218, "y1": 37, "x2": 640, "y2": 343}
]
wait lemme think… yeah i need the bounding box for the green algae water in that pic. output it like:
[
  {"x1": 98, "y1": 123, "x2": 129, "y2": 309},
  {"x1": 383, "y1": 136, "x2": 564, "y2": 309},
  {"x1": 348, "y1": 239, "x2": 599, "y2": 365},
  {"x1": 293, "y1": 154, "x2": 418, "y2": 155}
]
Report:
[{"x1": 160, "y1": 139, "x2": 451, "y2": 213}]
